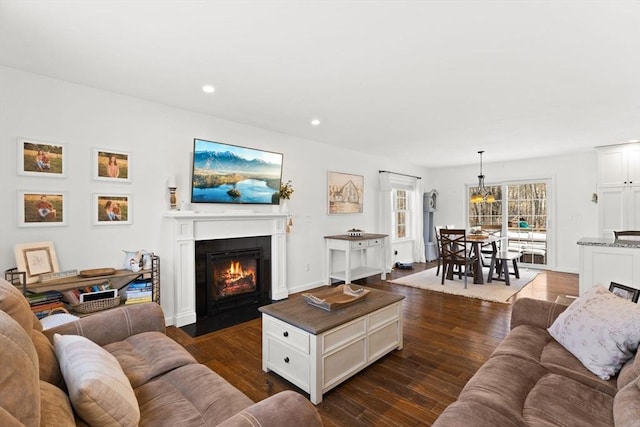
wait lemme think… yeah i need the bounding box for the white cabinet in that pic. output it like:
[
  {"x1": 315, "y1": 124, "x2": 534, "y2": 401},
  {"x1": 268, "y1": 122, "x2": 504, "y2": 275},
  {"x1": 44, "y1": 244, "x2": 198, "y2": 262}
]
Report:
[
  {"x1": 578, "y1": 240, "x2": 640, "y2": 294},
  {"x1": 599, "y1": 187, "x2": 640, "y2": 238},
  {"x1": 597, "y1": 144, "x2": 640, "y2": 187},
  {"x1": 262, "y1": 300, "x2": 402, "y2": 404},
  {"x1": 597, "y1": 144, "x2": 640, "y2": 238}
]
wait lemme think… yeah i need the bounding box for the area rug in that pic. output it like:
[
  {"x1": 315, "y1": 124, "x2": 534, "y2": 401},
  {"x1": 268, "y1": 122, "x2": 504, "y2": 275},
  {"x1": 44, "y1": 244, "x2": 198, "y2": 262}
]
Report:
[{"x1": 388, "y1": 267, "x2": 539, "y2": 303}]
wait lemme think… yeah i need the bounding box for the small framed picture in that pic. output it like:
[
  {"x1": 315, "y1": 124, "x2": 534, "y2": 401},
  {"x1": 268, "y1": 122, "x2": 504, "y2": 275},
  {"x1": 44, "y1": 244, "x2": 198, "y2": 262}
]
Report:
[
  {"x1": 18, "y1": 191, "x2": 68, "y2": 227},
  {"x1": 93, "y1": 193, "x2": 132, "y2": 225},
  {"x1": 609, "y1": 282, "x2": 640, "y2": 303},
  {"x1": 14, "y1": 241, "x2": 60, "y2": 284},
  {"x1": 93, "y1": 148, "x2": 131, "y2": 182},
  {"x1": 328, "y1": 171, "x2": 364, "y2": 214},
  {"x1": 17, "y1": 138, "x2": 66, "y2": 177}
]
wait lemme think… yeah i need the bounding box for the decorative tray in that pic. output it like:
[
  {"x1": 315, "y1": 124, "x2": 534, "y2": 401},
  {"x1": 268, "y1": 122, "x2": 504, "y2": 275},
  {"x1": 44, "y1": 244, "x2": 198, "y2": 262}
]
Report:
[{"x1": 302, "y1": 285, "x2": 370, "y2": 311}]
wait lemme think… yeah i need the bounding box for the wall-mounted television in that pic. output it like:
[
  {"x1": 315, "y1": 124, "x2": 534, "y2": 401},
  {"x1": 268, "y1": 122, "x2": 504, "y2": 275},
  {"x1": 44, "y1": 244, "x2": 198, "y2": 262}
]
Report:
[{"x1": 191, "y1": 139, "x2": 283, "y2": 205}]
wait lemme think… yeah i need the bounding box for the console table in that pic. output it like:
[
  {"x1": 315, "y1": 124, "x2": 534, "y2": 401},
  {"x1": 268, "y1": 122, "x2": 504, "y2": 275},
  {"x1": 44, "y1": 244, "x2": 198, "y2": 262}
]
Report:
[
  {"x1": 259, "y1": 286, "x2": 404, "y2": 404},
  {"x1": 325, "y1": 233, "x2": 388, "y2": 285}
]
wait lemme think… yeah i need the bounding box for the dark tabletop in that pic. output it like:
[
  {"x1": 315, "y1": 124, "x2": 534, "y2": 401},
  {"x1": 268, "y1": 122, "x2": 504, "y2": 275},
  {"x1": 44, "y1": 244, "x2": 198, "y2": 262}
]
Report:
[{"x1": 260, "y1": 286, "x2": 405, "y2": 334}]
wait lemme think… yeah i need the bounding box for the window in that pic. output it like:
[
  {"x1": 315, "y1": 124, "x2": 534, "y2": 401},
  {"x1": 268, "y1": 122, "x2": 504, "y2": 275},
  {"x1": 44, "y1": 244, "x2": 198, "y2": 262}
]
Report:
[
  {"x1": 468, "y1": 181, "x2": 549, "y2": 267},
  {"x1": 393, "y1": 189, "x2": 408, "y2": 240}
]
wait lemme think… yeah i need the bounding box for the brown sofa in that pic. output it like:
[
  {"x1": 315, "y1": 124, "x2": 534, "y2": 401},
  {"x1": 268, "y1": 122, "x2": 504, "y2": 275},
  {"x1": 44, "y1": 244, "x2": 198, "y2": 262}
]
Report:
[
  {"x1": 0, "y1": 278, "x2": 322, "y2": 426},
  {"x1": 434, "y1": 297, "x2": 640, "y2": 427}
]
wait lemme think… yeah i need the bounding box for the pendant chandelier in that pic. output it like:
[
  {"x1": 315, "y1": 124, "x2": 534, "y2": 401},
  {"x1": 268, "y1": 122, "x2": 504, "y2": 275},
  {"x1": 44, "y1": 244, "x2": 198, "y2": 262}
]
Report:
[{"x1": 470, "y1": 150, "x2": 495, "y2": 204}]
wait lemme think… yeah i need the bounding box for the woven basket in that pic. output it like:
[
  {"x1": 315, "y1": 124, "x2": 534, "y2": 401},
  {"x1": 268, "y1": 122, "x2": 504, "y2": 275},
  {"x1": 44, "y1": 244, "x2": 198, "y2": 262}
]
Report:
[{"x1": 71, "y1": 296, "x2": 121, "y2": 314}]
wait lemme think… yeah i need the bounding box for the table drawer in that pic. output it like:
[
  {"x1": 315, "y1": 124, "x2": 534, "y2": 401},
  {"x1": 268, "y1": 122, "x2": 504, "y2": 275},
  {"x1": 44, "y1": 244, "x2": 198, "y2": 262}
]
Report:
[
  {"x1": 367, "y1": 238, "x2": 383, "y2": 247},
  {"x1": 322, "y1": 317, "x2": 366, "y2": 354},
  {"x1": 350, "y1": 240, "x2": 368, "y2": 249},
  {"x1": 369, "y1": 321, "x2": 400, "y2": 361},
  {"x1": 369, "y1": 303, "x2": 400, "y2": 330},
  {"x1": 266, "y1": 338, "x2": 310, "y2": 390},
  {"x1": 264, "y1": 316, "x2": 310, "y2": 354}
]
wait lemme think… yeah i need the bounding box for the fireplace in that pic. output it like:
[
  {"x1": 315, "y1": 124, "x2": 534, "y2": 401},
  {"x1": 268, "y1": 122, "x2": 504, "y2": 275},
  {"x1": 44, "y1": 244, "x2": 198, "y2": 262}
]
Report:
[{"x1": 187, "y1": 235, "x2": 272, "y2": 336}]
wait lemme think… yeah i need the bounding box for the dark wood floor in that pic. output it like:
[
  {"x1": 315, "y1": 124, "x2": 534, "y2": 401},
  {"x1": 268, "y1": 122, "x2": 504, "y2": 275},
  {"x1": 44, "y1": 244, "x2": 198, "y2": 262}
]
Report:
[{"x1": 167, "y1": 263, "x2": 578, "y2": 426}]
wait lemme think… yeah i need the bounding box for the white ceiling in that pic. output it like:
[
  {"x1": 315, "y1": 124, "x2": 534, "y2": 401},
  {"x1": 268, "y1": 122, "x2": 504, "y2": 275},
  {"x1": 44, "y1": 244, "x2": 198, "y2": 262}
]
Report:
[{"x1": 1, "y1": 1, "x2": 639, "y2": 168}]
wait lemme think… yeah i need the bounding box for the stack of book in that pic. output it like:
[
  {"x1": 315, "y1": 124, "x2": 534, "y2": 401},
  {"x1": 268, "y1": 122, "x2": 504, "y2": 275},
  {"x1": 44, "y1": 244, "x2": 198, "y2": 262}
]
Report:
[
  {"x1": 27, "y1": 290, "x2": 65, "y2": 319},
  {"x1": 125, "y1": 279, "x2": 153, "y2": 304}
]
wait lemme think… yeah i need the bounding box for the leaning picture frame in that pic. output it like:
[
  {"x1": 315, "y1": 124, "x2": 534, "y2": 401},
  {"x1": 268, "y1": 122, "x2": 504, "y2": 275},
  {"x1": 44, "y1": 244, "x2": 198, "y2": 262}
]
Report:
[
  {"x1": 14, "y1": 241, "x2": 60, "y2": 284},
  {"x1": 18, "y1": 191, "x2": 68, "y2": 227},
  {"x1": 93, "y1": 148, "x2": 131, "y2": 182},
  {"x1": 93, "y1": 193, "x2": 132, "y2": 225},
  {"x1": 609, "y1": 282, "x2": 640, "y2": 303},
  {"x1": 17, "y1": 137, "x2": 66, "y2": 177},
  {"x1": 328, "y1": 171, "x2": 364, "y2": 214}
]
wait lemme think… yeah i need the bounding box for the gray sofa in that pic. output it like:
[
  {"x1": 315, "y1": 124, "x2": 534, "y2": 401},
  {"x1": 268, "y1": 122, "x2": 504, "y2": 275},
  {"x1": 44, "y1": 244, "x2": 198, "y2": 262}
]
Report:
[
  {"x1": 433, "y1": 297, "x2": 640, "y2": 426},
  {"x1": 0, "y1": 278, "x2": 323, "y2": 426}
]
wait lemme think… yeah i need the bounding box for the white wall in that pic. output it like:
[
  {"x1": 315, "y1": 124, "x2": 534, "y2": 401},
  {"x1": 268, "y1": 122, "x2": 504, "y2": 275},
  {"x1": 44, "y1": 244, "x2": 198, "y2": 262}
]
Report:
[
  {"x1": 428, "y1": 152, "x2": 599, "y2": 273},
  {"x1": 0, "y1": 66, "x2": 428, "y2": 292}
]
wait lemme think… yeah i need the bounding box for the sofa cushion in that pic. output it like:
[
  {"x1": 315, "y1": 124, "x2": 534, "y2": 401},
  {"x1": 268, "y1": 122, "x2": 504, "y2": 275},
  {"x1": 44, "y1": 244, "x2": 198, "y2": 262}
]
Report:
[
  {"x1": 103, "y1": 331, "x2": 197, "y2": 388},
  {"x1": 618, "y1": 353, "x2": 640, "y2": 390},
  {"x1": 548, "y1": 284, "x2": 640, "y2": 380},
  {"x1": 0, "y1": 311, "x2": 40, "y2": 427},
  {"x1": 32, "y1": 329, "x2": 64, "y2": 388},
  {"x1": 522, "y1": 373, "x2": 613, "y2": 426},
  {"x1": 134, "y1": 363, "x2": 253, "y2": 426},
  {"x1": 614, "y1": 376, "x2": 640, "y2": 427},
  {"x1": 0, "y1": 278, "x2": 33, "y2": 332},
  {"x1": 53, "y1": 333, "x2": 140, "y2": 427},
  {"x1": 492, "y1": 324, "x2": 617, "y2": 396},
  {"x1": 39, "y1": 381, "x2": 75, "y2": 427}
]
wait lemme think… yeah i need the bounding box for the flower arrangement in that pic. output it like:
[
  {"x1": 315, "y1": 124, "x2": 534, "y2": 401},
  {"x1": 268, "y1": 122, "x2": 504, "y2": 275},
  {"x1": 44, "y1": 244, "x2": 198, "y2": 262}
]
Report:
[{"x1": 279, "y1": 180, "x2": 294, "y2": 200}]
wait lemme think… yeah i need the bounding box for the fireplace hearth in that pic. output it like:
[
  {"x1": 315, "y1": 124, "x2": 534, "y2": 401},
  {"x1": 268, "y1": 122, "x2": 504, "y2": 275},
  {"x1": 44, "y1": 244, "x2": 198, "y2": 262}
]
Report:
[{"x1": 185, "y1": 235, "x2": 272, "y2": 336}]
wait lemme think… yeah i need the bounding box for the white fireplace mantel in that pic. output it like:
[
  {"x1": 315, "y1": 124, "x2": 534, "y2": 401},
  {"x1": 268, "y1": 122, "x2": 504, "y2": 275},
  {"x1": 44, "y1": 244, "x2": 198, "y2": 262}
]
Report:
[{"x1": 162, "y1": 210, "x2": 289, "y2": 327}]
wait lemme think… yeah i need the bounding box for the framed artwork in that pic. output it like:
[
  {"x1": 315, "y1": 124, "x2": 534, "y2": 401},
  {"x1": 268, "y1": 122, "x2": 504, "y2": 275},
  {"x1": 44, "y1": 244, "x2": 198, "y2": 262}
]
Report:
[
  {"x1": 14, "y1": 241, "x2": 60, "y2": 284},
  {"x1": 328, "y1": 171, "x2": 364, "y2": 214},
  {"x1": 609, "y1": 282, "x2": 640, "y2": 303},
  {"x1": 93, "y1": 193, "x2": 132, "y2": 225},
  {"x1": 17, "y1": 138, "x2": 66, "y2": 177},
  {"x1": 18, "y1": 191, "x2": 68, "y2": 227},
  {"x1": 93, "y1": 148, "x2": 131, "y2": 182}
]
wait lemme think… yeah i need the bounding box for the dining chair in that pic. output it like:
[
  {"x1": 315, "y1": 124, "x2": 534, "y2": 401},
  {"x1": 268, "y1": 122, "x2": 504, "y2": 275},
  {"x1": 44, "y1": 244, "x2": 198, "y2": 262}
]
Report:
[
  {"x1": 439, "y1": 229, "x2": 479, "y2": 289},
  {"x1": 479, "y1": 224, "x2": 502, "y2": 267},
  {"x1": 614, "y1": 230, "x2": 640, "y2": 241},
  {"x1": 434, "y1": 225, "x2": 445, "y2": 276}
]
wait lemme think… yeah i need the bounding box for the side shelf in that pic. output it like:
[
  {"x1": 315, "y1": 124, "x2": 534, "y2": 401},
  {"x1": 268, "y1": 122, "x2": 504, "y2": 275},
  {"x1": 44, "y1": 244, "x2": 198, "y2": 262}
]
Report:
[{"x1": 4, "y1": 255, "x2": 160, "y2": 312}]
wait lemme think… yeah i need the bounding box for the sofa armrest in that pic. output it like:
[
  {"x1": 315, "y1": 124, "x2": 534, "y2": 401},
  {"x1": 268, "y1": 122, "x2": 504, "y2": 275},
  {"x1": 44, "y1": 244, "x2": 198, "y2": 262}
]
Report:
[
  {"x1": 216, "y1": 391, "x2": 323, "y2": 427},
  {"x1": 510, "y1": 298, "x2": 569, "y2": 331},
  {"x1": 43, "y1": 302, "x2": 165, "y2": 346}
]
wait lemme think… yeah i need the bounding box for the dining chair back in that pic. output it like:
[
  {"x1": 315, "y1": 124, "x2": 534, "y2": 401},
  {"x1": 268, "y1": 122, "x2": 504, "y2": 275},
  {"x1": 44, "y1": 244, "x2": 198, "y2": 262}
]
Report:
[
  {"x1": 439, "y1": 228, "x2": 479, "y2": 289},
  {"x1": 614, "y1": 230, "x2": 640, "y2": 241},
  {"x1": 434, "y1": 226, "x2": 446, "y2": 276}
]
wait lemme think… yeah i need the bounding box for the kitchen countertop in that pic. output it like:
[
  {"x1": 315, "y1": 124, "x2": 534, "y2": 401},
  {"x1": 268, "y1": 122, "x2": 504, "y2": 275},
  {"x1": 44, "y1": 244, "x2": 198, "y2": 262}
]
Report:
[{"x1": 577, "y1": 237, "x2": 640, "y2": 248}]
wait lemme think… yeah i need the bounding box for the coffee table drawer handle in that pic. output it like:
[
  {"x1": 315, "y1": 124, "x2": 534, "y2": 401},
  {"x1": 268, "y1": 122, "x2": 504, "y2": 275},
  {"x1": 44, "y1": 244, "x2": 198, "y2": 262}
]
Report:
[
  {"x1": 284, "y1": 357, "x2": 290, "y2": 363},
  {"x1": 283, "y1": 331, "x2": 289, "y2": 337}
]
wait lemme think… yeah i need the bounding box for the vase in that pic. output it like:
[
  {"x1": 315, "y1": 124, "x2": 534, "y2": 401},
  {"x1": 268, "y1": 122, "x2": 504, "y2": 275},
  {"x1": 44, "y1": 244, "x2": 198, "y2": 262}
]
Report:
[{"x1": 280, "y1": 199, "x2": 289, "y2": 213}]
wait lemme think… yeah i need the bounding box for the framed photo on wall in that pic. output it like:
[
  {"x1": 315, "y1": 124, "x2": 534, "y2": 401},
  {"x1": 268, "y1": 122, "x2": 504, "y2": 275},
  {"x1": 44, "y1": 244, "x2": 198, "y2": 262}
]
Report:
[
  {"x1": 14, "y1": 241, "x2": 60, "y2": 284},
  {"x1": 328, "y1": 171, "x2": 364, "y2": 214},
  {"x1": 18, "y1": 191, "x2": 68, "y2": 227},
  {"x1": 93, "y1": 148, "x2": 131, "y2": 182},
  {"x1": 93, "y1": 193, "x2": 132, "y2": 225},
  {"x1": 17, "y1": 138, "x2": 66, "y2": 177},
  {"x1": 609, "y1": 282, "x2": 640, "y2": 303}
]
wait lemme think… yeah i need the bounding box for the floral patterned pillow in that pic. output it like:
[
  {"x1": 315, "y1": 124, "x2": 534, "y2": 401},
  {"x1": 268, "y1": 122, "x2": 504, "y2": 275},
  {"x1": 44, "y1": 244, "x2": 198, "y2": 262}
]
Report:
[{"x1": 548, "y1": 284, "x2": 640, "y2": 380}]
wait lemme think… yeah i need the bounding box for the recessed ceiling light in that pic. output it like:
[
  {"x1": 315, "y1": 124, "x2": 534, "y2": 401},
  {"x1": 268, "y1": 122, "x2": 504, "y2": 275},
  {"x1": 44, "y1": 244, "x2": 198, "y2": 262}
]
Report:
[
  {"x1": 202, "y1": 85, "x2": 215, "y2": 94},
  {"x1": 311, "y1": 119, "x2": 320, "y2": 126}
]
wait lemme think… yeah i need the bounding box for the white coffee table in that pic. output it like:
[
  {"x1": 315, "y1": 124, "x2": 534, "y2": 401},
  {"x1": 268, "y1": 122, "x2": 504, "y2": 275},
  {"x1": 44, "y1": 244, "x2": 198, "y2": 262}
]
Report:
[{"x1": 259, "y1": 286, "x2": 404, "y2": 404}]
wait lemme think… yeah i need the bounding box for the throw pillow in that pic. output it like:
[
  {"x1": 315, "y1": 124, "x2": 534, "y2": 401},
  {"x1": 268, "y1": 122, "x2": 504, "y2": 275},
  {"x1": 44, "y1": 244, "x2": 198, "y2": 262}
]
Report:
[
  {"x1": 548, "y1": 285, "x2": 640, "y2": 380},
  {"x1": 53, "y1": 334, "x2": 140, "y2": 427}
]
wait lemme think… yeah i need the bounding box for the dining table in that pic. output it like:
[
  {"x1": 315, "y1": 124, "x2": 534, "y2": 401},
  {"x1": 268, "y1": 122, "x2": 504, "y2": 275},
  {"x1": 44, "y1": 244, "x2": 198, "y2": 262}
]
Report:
[{"x1": 456, "y1": 234, "x2": 502, "y2": 284}]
